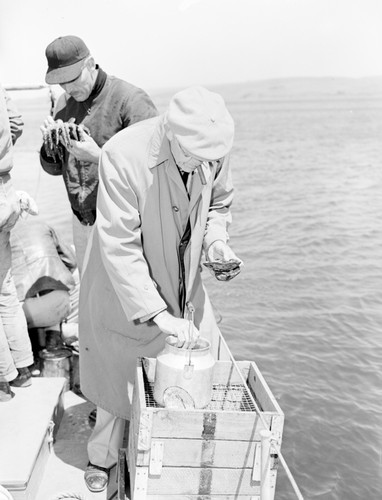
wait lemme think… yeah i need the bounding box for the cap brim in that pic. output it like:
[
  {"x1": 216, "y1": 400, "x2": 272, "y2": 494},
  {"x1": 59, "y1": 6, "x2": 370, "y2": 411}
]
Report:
[
  {"x1": 45, "y1": 59, "x2": 84, "y2": 85},
  {"x1": 175, "y1": 134, "x2": 233, "y2": 161}
]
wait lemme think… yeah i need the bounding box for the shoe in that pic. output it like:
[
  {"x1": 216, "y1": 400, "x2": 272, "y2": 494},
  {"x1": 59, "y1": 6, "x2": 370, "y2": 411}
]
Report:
[
  {"x1": 29, "y1": 363, "x2": 41, "y2": 377},
  {"x1": 84, "y1": 462, "x2": 110, "y2": 492},
  {"x1": 0, "y1": 380, "x2": 15, "y2": 402},
  {"x1": 10, "y1": 367, "x2": 32, "y2": 388}
]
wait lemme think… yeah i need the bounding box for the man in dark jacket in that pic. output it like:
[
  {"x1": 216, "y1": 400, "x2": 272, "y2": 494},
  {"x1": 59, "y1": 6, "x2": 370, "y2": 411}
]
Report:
[{"x1": 39, "y1": 35, "x2": 158, "y2": 274}]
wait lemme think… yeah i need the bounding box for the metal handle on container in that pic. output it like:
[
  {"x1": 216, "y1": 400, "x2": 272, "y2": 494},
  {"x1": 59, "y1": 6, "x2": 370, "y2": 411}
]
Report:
[{"x1": 183, "y1": 302, "x2": 195, "y2": 379}]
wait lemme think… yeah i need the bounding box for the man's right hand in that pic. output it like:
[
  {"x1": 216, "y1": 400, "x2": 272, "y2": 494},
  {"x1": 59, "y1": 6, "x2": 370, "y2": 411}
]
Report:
[
  {"x1": 68, "y1": 132, "x2": 101, "y2": 164},
  {"x1": 16, "y1": 191, "x2": 39, "y2": 216},
  {"x1": 153, "y1": 310, "x2": 200, "y2": 349}
]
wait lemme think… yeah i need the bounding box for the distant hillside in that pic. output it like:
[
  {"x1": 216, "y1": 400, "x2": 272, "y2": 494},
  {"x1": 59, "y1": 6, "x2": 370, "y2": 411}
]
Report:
[
  {"x1": 7, "y1": 76, "x2": 382, "y2": 114},
  {"x1": 211, "y1": 76, "x2": 382, "y2": 101},
  {"x1": 151, "y1": 76, "x2": 382, "y2": 110}
]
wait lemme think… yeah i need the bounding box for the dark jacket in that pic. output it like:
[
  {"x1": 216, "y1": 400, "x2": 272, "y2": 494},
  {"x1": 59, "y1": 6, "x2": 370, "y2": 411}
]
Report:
[
  {"x1": 40, "y1": 68, "x2": 158, "y2": 225},
  {"x1": 10, "y1": 219, "x2": 76, "y2": 301}
]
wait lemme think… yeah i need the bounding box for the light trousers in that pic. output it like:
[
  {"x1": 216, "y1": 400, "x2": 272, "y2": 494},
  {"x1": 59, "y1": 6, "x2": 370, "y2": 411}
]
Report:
[
  {"x1": 75, "y1": 216, "x2": 124, "y2": 468},
  {"x1": 0, "y1": 267, "x2": 33, "y2": 381},
  {"x1": 22, "y1": 268, "x2": 80, "y2": 329},
  {"x1": 87, "y1": 406, "x2": 126, "y2": 469},
  {"x1": 0, "y1": 174, "x2": 34, "y2": 380}
]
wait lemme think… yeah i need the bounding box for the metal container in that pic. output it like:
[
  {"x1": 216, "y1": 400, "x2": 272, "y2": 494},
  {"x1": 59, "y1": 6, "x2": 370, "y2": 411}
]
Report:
[
  {"x1": 39, "y1": 348, "x2": 72, "y2": 391},
  {"x1": 153, "y1": 336, "x2": 215, "y2": 409}
]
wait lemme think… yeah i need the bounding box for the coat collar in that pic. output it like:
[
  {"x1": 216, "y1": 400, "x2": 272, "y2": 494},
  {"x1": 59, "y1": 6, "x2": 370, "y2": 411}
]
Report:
[{"x1": 148, "y1": 116, "x2": 169, "y2": 170}]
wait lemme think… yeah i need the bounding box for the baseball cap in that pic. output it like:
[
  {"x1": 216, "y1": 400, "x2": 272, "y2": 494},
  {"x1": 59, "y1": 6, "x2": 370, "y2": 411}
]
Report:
[
  {"x1": 167, "y1": 86, "x2": 234, "y2": 160},
  {"x1": 45, "y1": 35, "x2": 90, "y2": 85}
]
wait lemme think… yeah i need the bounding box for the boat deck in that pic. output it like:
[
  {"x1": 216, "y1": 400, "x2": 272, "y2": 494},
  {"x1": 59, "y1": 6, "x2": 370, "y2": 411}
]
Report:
[
  {"x1": 37, "y1": 390, "x2": 120, "y2": 500},
  {"x1": 0, "y1": 378, "x2": 127, "y2": 500}
]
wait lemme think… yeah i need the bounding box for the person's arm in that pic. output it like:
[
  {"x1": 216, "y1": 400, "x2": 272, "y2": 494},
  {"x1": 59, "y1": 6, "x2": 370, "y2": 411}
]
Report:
[
  {"x1": 203, "y1": 157, "x2": 234, "y2": 251},
  {"x1": 97, "y1": 143, "x2": 167, "y2": 322},
  {"x1": 0, "y1": 89, "x2": 22, "y2": 231},
  {"x1": 5, "y1": 90, "x2": 23, "y2": 145},
  {"x1": 96, "y1": 142, "x2": 199, "y2": 346},
  {"x1": 203, "y1": 157, "x2": 242, "y2": 262}
]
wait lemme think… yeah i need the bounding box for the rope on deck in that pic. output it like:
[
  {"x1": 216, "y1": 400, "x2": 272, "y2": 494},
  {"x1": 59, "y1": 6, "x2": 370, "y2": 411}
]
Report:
[{"x1": 50, "y1": 493, "x2": 86, "y2": 500}]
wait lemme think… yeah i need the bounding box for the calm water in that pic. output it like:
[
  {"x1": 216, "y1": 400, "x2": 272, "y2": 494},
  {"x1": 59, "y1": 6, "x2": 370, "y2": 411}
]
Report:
[{"x1": 9, "y1": 81, "x2": 382, "y2": 500}]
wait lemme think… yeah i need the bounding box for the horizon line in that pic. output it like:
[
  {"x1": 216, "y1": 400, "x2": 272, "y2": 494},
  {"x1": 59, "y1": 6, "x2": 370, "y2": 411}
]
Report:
[{"x1": 5, "y1": 74, "x2": 382, "y2": 93}]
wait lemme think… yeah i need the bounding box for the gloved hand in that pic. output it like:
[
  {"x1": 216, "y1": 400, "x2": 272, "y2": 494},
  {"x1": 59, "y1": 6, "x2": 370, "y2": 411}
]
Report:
[{"x1": 16, "y1": 191, "x2": 39, "y2": 216}]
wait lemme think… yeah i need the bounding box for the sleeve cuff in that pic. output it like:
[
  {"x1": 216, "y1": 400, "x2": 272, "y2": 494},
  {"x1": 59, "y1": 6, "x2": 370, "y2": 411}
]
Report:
[{"x1": 139, "y1": 307, "x2": 167, "y2": 324}]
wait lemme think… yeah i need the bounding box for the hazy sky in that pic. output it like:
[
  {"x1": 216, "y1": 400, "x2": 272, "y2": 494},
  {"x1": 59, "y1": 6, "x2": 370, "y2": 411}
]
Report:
[{"x1": 1, "y1": 0, "x2": 381, "y2": 91}]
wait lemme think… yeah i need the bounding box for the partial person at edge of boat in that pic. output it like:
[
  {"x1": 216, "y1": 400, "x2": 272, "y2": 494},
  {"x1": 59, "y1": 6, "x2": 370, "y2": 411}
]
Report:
[{"x1": 0, "y1": 84, "x2": 37, "y2": 401}]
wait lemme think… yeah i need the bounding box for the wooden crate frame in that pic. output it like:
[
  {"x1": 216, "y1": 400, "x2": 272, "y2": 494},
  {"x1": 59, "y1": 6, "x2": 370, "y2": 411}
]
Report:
[{"x1": 127, "y1": 358, "x2": 284, "y2": 500}]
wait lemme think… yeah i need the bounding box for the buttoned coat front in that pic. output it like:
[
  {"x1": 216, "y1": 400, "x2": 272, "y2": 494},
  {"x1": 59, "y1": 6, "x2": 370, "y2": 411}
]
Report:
[{"x1": 79, "y1": 115, "x2": 234, "y2": 419}]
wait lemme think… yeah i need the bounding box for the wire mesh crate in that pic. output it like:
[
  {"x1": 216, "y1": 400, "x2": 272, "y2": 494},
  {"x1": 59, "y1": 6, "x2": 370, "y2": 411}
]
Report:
[{"x1": 127, "y1": 357, "x2": 284, "y2": 500}]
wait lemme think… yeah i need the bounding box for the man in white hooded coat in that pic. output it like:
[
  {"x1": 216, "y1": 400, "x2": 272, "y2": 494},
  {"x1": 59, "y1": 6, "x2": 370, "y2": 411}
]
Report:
[{"x1": 79, "y1": 86, "x2": 242, "y2": 492}]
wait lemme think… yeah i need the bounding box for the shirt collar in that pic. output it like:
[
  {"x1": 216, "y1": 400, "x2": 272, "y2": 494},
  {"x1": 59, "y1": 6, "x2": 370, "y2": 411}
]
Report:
[{"x1": 85, "y1": 65, "x2": 107, "y2": 105}]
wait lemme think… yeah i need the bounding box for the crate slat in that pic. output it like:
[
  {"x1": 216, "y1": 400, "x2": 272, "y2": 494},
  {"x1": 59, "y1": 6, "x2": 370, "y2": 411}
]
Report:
[
  {"x1": 135, "y1": 438, "x2": 258, "y2": 468},
  {"x1": 137, "y1": 467, "x2": 261, "y2": 496},
  {"x1": 142, "y1": 496, "x2": 260, "y2": 500}
]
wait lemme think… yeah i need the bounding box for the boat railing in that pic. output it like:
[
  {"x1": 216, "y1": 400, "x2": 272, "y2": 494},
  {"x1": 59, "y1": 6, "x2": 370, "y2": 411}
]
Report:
[{"x1": 218, "y1": 330, "x2": 305, "y2": 500}]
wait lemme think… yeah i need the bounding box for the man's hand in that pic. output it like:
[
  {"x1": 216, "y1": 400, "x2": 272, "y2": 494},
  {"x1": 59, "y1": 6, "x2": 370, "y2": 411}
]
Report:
[
  {"x1": 16, "y1": 191, "x2": 39, "y2": 216},
  {"x1": 40, "y1": 115, "x2": 56, "y2": 137},
  {"x1": 67, "y1": 131, "x2": 101, "y2": 164},
  {"x1": 40, "y1": 115, "x2": 55, "y2": 132},
  {"x1": 0, "y1": 187, "x2": 20, "y2": 231},
  {"x1": 40, "y1": 117, "x2": 100, "y2": 164},
  {"x1": 207, "y1": 240, "x2": 242, "y2": 264},
  {"x1": 153, "y1": 310, "x2": 200, "y2": 349},
  {"x1": 205, "y1": 240, "x2": 243, "y2": 281}
]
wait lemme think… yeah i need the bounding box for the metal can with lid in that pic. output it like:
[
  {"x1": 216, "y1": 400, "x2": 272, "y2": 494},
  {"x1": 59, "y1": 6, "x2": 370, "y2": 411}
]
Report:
[
  {"x1": 153, "y1": 336, "x2": 215, "y2": 409},
  {"x1": 39, "y1": 348, "x2": 72, "y2": 391}
]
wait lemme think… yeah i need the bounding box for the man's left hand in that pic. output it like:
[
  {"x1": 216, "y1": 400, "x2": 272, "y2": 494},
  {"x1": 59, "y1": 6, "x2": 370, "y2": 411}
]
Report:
[
  {"x1": 207, "y1": 240, "x2": 242, "y2": 264},
  {"x1": 67, "y1": 132, "x2": 101, "y2": 164},
  {"x1": 206, "y1": 240, "x2": 243, "y2": 281}
]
